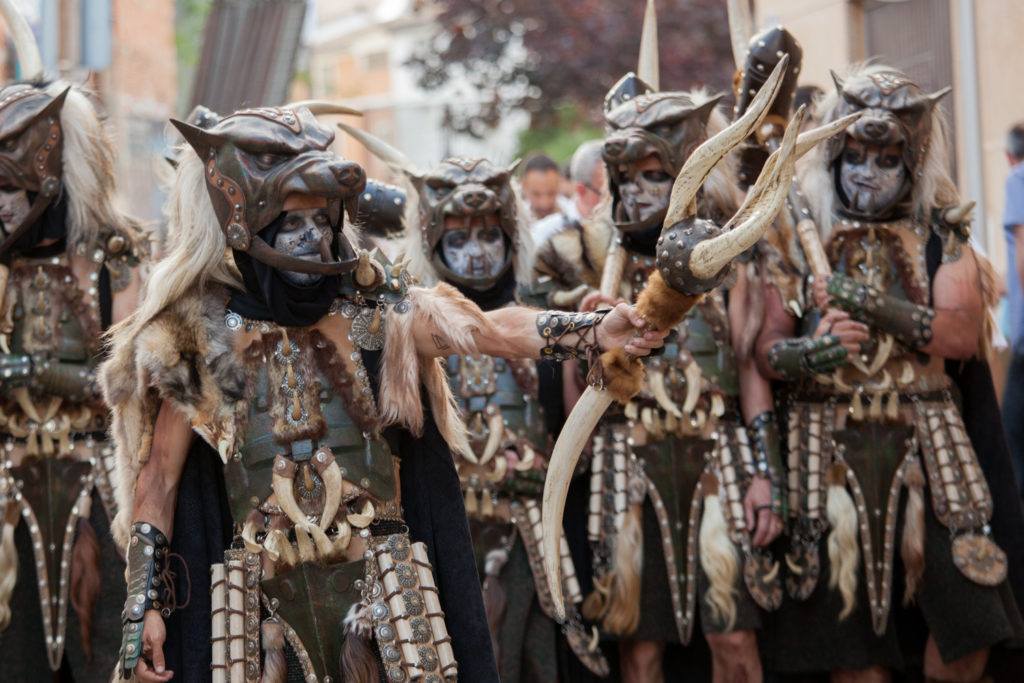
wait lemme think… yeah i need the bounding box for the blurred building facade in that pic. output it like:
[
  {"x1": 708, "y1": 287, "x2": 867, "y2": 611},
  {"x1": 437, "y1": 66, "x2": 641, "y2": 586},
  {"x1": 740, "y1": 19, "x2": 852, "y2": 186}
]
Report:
[
  {"x1": 0, "y1": 0, "x2": 178, "y2": 225},
  {"x1": 755, "y1": 0, "x2": 1024, "y2": 272},
  {"x1": 301, "y1": 0, "x2": 529, "y2": 183}
]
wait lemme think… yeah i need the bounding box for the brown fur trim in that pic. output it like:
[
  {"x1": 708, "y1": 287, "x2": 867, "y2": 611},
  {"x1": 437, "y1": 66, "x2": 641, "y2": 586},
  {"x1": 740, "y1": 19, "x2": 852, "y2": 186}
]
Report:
[
  {"x1": 260, "y1": 618, "x2": 287, "y2": 683},
  {"x1": 69, "y1": 517, "x2": 100, "y2": 663},
  {"x1": 635, "y1": 271, "x2": 704, "y2": 331},
  {"x1": 100, "y1": 286, "x2": 246, "y2": 547},
  {"x1": 974, "y1": 247, "x2": 1000, "y2": 362},
  {"x1": 309, "y1": 329, "x2": 378, "y2": 435},
  {"x1": 341, "y1": 603, "x2": 377, "y2": 683},
  {"x1": 379, "y1": 285, "x2": 492, "y2": 457},
  {"x1": 600, "y1": 349, "x2": 645, "y2": 404}
]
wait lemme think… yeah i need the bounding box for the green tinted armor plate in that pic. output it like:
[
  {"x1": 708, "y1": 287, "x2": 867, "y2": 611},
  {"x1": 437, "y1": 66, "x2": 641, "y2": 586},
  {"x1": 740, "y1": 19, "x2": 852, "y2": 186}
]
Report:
[
  {"x1": 225, "y1": 365, "x2": 395, "y2": 523},
  {"x1": 678, "y1": 306, "x2": 738, "y2": 396},
  {"x1": 447, "y1": 355, "x2": 546, "y2": 451},
  {"x1": 261, "y1": 559, "x2": 365, "y2": 680}
]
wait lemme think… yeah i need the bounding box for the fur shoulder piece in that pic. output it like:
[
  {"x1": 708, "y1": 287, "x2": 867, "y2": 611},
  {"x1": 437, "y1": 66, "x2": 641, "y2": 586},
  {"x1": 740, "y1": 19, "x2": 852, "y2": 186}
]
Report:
[
  {"x1": 99, "y1": 286, "x2": 246, "y2": 547},
  {"x1": 379, "y1": 282, "x2": 496, "y2": 459}
]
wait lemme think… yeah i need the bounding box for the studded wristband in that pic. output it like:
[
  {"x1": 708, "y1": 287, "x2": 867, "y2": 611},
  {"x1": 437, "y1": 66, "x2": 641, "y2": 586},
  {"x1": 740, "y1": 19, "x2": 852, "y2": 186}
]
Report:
[
  {"x1": 119, "y1": 522, "x2": 170, "y2": 678},
  {"x1": 747, "y1": 411, "x2": 784, "y2": 516},
  {"x1": 827, "y1": 273, "x2": 936, "y2": 347},
  {"x1": 537, "y1": 309, "x2": 609, "y2": 361},
  {"x1": 767, "y1": 335, "x2": 847, "y2": 380}
]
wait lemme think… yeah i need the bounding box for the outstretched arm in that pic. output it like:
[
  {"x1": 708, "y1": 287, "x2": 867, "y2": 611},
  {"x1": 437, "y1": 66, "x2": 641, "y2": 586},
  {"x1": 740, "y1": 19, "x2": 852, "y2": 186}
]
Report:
[
  {"x1": 413, "y1": 302, "x2": 669, "y2": 361},
  {"x1": 122, "y1": 400, "x2": 193, "y2": 683}
]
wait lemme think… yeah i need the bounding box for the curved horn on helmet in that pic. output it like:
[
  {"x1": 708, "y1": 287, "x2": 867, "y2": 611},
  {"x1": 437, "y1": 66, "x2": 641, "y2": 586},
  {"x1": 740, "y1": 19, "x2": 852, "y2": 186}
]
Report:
[
  {"x1": 285, "y1": 99, "x2": 363, "y2": 117},
  {"x1": 663, "y1": 55, "x2": 789, "y2": 228},
  {"x1": 727, "y1": 0, "x2": 755, "y2": 70},
  {"x1": 337, "y1": 121, "x2": 420, "y2": 177},
  {"x1": 688, "y1": 107, "x2": 863, "y2": 279},
  {"x1": 637, "y1": 0, "x2": 659, "y2": 90},
  {"x1": 0, "y1": 0, "x2": 43, "y2": 81}
]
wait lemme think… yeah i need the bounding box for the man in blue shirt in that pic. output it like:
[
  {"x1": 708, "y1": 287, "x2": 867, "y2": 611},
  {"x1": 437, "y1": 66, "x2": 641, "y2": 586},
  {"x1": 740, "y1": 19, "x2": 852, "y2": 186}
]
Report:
[{"x1": 1002, "y1": 122, "x2": 1024, "y2": 500}]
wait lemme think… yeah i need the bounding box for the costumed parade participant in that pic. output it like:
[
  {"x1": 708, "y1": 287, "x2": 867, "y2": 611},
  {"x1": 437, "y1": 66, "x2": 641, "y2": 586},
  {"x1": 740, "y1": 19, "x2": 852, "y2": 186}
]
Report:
[
  {"x1": 100, "y1": 102, "x2": 668, "y2": 682},
  {"x1": 755, "y1": 63, "x2": 1024, "y2": 680},
  {"x1": 536, "y1": 4, "x2": 847, "y2": 676},
  {"x1": 0, "y1": 3, "x2": 148, "y2": 679},
  {"x1": 336, "y1": 123, "x2": 611, "y2": 680}
]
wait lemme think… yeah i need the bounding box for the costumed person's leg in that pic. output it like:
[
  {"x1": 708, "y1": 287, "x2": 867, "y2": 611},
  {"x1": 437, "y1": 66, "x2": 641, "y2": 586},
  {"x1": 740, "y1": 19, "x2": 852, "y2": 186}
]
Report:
[
  {"x1": 705, "y1": 630, "x2": 762, "y2": 683},
  {"x1": 999, "y1": 351, "x2": 1024, "y2": 503},
  {"x1": 830, "y1": 667, "x2": 892, "y2": 683},
  {"x1": 398, "y1": 416, "x2": 500, "y2": 682},
  {"x1": 923, "y1": 637, "x2": 987, "y2": 683},
  {"x1": 619, "y1": 639, "x2": 664, "y2": 683}
]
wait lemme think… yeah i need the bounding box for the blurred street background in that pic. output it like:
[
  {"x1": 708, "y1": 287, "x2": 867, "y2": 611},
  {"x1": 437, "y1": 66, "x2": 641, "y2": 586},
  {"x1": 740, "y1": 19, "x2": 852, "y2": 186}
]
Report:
[{"x1": 0, "y1": 0, "x2": 1020, "y2": 298}]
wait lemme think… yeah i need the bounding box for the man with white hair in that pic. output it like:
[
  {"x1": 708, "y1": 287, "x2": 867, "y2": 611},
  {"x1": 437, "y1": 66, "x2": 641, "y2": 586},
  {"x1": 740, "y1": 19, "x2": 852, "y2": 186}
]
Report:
[{"x1": 532, "y1": 140, "x2": 606, "y2": 244}]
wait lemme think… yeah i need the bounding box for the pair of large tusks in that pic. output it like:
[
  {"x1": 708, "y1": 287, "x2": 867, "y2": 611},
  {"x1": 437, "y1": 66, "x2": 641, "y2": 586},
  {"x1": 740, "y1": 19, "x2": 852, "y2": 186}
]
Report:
[
  {"x1": 0, "y1": 0, "x2": 43, "y2": 81},
  {"x1": 688, "y1": 108, "x2": 864, "y2": 281}
]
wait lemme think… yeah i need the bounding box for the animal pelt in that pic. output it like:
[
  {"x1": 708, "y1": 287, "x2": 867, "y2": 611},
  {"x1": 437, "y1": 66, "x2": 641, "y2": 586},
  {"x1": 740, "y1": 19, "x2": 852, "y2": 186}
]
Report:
[
  {"x1": 533, "y1": 203, "x2": 615, "y2": 292},
  {"x1": 101, "y1": 281, "x2": 489, "y2": 545},
  {"x1": 100, "y1": 285, "x2": 246, "y2": 548},
  {"x1": 380, "y1": 283, "x2": 496, "y2": 459}
]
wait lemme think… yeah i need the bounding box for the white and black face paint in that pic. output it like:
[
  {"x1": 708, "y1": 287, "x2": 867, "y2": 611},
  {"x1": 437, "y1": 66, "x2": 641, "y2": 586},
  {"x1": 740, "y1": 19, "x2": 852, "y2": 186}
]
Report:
[
  {"x1": 0, "y1": 187, "x2": 30, "y2": 234},
  {"x1": 619, "y1": 167, "x2": 673, "y2": 223},
  {"x1": 272, "y1": 208, "x2": 333, "y2": 287},
  {"x1": 440, "y1": 221, "x2": 507, "y2": 281},
  {"x1": 838, "y1": 140, "x2": 908, "y2": 217}
]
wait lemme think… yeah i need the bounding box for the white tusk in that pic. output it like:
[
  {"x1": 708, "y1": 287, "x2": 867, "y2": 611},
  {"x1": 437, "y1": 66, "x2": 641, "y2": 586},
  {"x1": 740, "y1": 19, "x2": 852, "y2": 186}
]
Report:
[
  {"x1": 943, "y1": 201, "x2": 975, "y2": 225},
  {"x1": 543, "y1": 386, "x2": 615, "y2": 620},
  {"x1": 899, "y1": 361, "x2": 915, "y2": 385},
  {"x1": 624, "y1": 400, "x2": 639, "y2": 422},
  {"x1": 650, "y1": 369, "x2": 682, "y2": 418},
  {"x1": 637, "y1": 0, "x2": 660, "y2": 90},
  {"x1": 346, "y1": 500, "x2": 375, "y2": 528},
  {"x1": 681, "y1": 361, "x2": 703, "y2": 415},
  {"x1": 785, "y1": 553, "x2": 804, "y2": 575},
  {"x1": 665, "y1": 56, "x2": 790, "y2": 227},
  {"x1": 763, "y1": 559, "x2": 780, "y2": 583},
  {"x1": 480, "y1": 406, "x2": 505, "y2": 466},
  {"x1": 284, "y1": 100, "x2": 362, "y2": 117},
  {"x1": 0, "y1": 0, "x2": 43, "y2": 81},
  {"x1": 866, "y1": 333, "x2": 895, "y2": 376},
  {"x1": 711, "y1": 394, "x2": 725, "y2": 418},
  {"x1": 338, "y1": 121, "x2": 419, "y2": 176},
  {"x1": 485, "y1": 454, "x2": 508, "y2": 484},
  {"x1": 727, "y1": 0, "x2": 755, "y2": 70},
  {"x1": 688, "y1": 105, "x2": 807, "y2": 280},
  {"x1": 515, "y1": 444, "x2": 537, "y2": 472},
  {"x1": 600, "y1": 241, "x2": 627, "y2": 300}
]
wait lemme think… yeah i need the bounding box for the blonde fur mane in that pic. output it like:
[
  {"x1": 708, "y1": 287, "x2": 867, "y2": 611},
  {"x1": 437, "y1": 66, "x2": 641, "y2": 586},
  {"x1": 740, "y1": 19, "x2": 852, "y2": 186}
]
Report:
[{"x1": 47, "y1": 83, "x2": 140, "y2": 252}]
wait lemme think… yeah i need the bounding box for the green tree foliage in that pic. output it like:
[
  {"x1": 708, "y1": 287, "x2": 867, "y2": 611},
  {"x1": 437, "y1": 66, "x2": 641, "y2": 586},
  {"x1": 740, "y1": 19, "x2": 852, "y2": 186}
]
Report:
[{"x1": 409, "y1": 0, "x2": 734, "y2": 137}]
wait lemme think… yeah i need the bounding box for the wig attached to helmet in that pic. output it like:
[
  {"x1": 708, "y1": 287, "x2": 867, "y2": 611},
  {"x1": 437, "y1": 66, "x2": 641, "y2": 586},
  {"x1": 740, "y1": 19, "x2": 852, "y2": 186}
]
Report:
[
  {"x1": 815, "y1": 66, "x2": 954, "y2": 222},
  {"x1": 602, "y1": 73, "x2": 724, "y2": 235},
  {"x1": 172, "y1": 106, "x2": 367, "y2": 277}
]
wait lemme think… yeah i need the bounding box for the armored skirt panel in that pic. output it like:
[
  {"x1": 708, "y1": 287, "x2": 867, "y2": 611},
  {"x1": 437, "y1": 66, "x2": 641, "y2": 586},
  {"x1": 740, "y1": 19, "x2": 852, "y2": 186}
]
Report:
[
  {"x1": 584, "y1": 286, "x2": 778, "y2": 645},
  {"x1": 200, "y1": 315, "x2": 458, "y2": 683},
  {"x1": 0, "y1": 252, "x2": 124, "y2": 680},
  {"x1": 445, "y1": 351, "x2": 609, "y2": 679}
]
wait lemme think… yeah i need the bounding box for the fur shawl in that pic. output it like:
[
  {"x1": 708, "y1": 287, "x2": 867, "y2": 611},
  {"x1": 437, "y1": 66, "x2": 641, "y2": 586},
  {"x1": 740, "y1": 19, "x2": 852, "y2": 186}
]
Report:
[{"x1": 100, "y1": 283, "x2": 491, "y2": 548}]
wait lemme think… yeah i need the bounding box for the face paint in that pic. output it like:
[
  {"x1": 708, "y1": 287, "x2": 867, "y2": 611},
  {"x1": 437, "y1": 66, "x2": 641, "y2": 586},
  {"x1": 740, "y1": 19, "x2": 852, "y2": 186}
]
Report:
[
  {"x1": 618, "y1": 157, "x2": 673, "y2": 224},
  {"x1": 838, "y1": 140, "x2": 908, "y2": 217},
  {"x1": 272, "y1": 208, "x2": 333, "y2": 286},
  {"x1": 440, "y1": 219, "x2": 507, "y2": 281},
  {"x1": 0, "y1": 187, "x2": 30, "y2": 234}
]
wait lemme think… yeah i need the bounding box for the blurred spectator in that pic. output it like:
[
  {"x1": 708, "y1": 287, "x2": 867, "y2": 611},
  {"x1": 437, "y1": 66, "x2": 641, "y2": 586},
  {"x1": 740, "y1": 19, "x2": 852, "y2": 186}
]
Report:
[
  {"x1": 533, "y1": 140, "x2": 605, "y2": 242},
  {"x1": 1001, "y1": 121, "x2": 1024, "y2": 498},
  {"x1": 520, "y1": 153, "x2": 567, "y2": 222}
]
